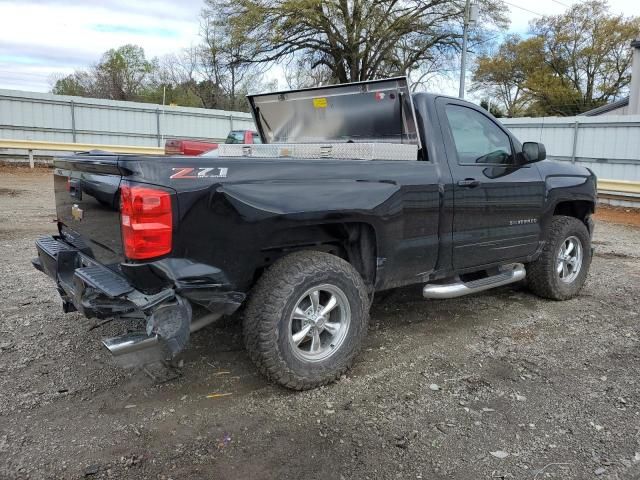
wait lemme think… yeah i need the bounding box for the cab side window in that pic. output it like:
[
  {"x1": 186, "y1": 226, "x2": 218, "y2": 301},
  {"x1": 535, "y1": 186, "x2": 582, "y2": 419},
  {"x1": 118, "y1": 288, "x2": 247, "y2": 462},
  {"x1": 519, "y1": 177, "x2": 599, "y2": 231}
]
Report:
[{"x1": 445, "y1": 105, "x2": 514, "y2": 165}]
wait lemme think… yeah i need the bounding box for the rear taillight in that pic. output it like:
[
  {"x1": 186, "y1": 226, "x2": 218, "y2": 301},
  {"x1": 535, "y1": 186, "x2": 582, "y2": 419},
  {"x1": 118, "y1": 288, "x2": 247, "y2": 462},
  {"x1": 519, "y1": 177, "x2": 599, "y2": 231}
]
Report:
[{"x1": 120, "y1": 183, "x2": 173, "y2": 260}]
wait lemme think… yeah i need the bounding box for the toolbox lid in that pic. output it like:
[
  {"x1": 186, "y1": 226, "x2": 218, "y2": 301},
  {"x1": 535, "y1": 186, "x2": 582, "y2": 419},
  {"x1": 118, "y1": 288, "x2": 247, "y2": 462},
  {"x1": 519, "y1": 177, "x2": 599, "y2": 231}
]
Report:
[{"x1": 247, "y1": 77, "x2": 421, "y2": 149}]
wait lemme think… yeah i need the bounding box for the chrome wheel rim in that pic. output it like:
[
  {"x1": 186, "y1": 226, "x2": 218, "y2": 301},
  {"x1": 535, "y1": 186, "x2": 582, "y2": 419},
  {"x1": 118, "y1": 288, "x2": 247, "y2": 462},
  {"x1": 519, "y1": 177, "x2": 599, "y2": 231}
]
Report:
[
  {"x1": 557, "y1": 235, "x2": 583, "y2": 283},
  {"x1": 288, "y1": 284, "x2": 351, "y2": 362}
]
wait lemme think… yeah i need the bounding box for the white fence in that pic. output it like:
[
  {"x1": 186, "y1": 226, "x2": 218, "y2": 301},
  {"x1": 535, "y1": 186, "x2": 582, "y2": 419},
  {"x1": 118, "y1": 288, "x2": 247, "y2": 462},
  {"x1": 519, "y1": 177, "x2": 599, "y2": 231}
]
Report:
[
  {"x1": 0, "y1": 89, "x2": 255, "y2": 148},
  {"x1": 501, "y1": 115, "x2": 640, "y2": 182}
]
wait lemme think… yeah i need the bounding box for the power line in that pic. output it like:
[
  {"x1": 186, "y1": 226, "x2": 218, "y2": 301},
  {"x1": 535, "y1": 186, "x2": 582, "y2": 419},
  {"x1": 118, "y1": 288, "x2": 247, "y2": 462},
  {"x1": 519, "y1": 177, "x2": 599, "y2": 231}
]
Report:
[
  {"x1": 503, "y1": 1, "x2": 545, "y2": 17},
  {"x1": 505, "y1": 0, "x2": 574, "y2": 17}
]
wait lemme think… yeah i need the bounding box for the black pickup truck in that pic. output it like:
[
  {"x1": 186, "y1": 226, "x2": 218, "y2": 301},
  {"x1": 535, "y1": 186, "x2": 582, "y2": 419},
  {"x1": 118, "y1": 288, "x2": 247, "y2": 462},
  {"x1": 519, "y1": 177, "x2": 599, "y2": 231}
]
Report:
[{"x1": 33, "y1": 78, "x2": 596, "y2": 390}]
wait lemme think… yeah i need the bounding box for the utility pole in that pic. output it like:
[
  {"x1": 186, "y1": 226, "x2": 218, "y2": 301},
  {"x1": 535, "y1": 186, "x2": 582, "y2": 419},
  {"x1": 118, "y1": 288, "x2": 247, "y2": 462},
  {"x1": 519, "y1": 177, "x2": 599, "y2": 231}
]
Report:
[
  {"x1": 458, "y1": 0, "x2": 478, "y2": 99},
  {"x1": 161, "y1": 85, "x2": 166, "y2": 145}
]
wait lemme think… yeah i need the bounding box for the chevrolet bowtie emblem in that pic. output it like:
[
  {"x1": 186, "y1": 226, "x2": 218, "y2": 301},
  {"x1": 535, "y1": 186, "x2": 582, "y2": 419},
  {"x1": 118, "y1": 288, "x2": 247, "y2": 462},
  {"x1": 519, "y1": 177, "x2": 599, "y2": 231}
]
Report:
[{"x1": 71, "y1": 203, "x2": 84, "y2": 221}]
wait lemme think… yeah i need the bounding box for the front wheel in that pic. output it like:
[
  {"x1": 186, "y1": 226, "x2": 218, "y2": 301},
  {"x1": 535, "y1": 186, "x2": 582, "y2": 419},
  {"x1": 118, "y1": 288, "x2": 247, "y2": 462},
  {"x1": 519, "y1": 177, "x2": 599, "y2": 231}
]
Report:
[
  {"x1": 527, "y1": 215, "x2": 592, "y2": 300},
  {"x1": 243, "y1": 251, "x2": 370, "y2": 390}
]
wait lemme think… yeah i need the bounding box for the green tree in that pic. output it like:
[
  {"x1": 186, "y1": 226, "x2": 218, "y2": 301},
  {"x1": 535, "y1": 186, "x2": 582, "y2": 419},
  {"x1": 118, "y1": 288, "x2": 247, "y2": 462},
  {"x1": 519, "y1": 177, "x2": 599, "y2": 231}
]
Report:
[
  {"x1": 472, "y1": 0, "x2": 640, "y2": 116},
  {"x1": 528, "y1": 0, "x2": 639, "y2": 115},
  {"x1": 51, "y1": 71, "x2": 93, "y2": 97},
  {"x1": 206, "y1": 0, "x2": 509, "y2": 84},
  {"x1": 472, "y1": 34, "x2": 531, "y2": 117},
  {"x1": 94, "y1": 45, "x2": 156, "y2": 101},
  {"x1": 52, "y1": 45, "x2": 157, "y2": 102},
  {"x1": 50, "y1": 45, "x2": 240, "y2": 109}
]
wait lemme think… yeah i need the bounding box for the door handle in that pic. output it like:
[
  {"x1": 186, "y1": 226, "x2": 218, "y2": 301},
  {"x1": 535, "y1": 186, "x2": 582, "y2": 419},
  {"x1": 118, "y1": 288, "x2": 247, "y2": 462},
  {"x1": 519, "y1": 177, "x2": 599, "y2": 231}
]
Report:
[{"x1": 458, "y1": 178, "x2": 480, "y2": 188}]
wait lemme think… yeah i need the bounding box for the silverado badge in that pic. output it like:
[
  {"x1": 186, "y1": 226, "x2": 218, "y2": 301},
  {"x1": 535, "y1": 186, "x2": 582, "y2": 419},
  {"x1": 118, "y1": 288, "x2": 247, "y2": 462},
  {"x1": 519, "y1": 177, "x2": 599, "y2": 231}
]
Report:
[
  {"x1": 71, "y1": 204, "x2": 84, "y2": 221},
  {"x1": 509, "y1": 218, "x2": 537, "y2": 226}
]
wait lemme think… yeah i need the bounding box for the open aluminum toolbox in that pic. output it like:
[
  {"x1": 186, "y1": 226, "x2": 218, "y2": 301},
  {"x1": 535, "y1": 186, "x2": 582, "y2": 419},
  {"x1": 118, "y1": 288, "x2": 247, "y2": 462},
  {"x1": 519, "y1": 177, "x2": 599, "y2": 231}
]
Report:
[{"x1": 216, "y1": 77, "x2": 421, "y2": 161}]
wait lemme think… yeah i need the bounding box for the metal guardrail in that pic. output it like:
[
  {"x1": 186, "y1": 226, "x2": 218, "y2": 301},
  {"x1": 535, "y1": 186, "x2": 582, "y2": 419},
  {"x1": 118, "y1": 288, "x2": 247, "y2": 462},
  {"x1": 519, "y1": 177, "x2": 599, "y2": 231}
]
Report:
[
  {"x1": 598, "y1": 179, "x2": 640, "y2": 197},
  {"x1": 0, "y1": 139, "x2": 164, "y2": 167}
]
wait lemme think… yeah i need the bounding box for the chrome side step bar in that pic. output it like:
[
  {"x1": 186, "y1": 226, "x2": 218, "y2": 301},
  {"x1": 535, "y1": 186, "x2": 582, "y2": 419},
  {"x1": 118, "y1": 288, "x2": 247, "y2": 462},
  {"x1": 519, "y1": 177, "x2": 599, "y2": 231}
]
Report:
[{"x1": 423, "y1": 264, "x2": 526, "y2": 299}]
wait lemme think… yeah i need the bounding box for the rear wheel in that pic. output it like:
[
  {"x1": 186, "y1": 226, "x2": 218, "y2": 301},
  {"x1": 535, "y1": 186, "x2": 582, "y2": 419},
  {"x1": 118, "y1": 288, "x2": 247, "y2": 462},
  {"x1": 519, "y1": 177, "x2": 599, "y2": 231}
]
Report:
[
  {"x1": 243, "y1": 251, "x2": 369, "y2": 390},
  {"x1": 527, "y1": 215, "x2": 592, "y2": 300}
]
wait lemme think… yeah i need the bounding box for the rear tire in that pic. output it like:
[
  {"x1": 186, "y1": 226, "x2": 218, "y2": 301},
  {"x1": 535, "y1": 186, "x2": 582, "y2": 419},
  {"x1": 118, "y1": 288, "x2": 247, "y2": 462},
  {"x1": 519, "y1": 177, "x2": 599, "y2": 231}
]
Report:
[
  {"x1": 527, "y1": 215, "x2": 592, "y2": 300},
  {"x1": 243, "y1": 251, "x2": 370, "y2": 390}
]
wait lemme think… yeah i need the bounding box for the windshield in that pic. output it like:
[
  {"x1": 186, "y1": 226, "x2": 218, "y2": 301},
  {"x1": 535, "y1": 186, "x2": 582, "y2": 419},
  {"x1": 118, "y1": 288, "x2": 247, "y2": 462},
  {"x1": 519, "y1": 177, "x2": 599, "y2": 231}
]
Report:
[{"x1": 225, "y1": 131, "x2": 245, "y2": 144}]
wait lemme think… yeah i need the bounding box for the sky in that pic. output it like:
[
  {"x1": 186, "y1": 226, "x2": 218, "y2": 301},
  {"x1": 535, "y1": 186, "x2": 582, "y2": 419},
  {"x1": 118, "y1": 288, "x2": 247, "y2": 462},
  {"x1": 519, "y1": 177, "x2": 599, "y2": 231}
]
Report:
[{"x1": 0, "y1": 0, "x2": 639, "y2": 95}]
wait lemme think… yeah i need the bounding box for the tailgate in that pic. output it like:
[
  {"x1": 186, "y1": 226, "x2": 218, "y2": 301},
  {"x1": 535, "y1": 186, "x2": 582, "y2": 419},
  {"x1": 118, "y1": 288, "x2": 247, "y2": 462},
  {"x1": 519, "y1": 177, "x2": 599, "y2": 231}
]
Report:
[{"x1": 53, "y1": 154, "x2": 124, "y2": 265}]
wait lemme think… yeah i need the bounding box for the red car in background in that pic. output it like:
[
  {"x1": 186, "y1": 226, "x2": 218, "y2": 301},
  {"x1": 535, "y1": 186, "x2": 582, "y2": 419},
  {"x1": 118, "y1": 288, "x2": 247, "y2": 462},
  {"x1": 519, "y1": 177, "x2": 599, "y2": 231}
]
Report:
[{"x1": 164, "y1": 129, "x2": 261, "y2": 155}]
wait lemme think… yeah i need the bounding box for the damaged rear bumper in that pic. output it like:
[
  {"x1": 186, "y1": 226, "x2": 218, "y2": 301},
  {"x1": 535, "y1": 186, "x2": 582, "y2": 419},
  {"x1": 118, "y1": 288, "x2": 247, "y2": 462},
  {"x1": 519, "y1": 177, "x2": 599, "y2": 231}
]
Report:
[
  {"x1": 33, "y1": 237, "x2": 173, "y2": 318},
  {"x1": 33, "y1": 236, "x2": 244, "y2": 363}
]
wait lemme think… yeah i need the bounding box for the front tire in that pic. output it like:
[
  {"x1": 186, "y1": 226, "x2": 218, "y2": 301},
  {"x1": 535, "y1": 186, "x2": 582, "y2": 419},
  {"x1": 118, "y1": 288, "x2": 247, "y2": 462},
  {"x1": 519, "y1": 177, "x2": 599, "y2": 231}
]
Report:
[
  {"x1": 527, "y1": 215, "x2": 592, "y2": 300},
  {"x1": 243, "y1": 251, "x2": 370, "y2": 390}
]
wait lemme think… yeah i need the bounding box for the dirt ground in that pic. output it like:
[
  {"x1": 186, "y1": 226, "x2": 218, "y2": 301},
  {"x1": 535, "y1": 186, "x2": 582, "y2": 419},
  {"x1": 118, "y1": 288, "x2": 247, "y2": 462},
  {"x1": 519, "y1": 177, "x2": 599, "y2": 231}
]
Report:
[
  {"x1": 1, "y1": 166, "x2": 639, "y2": 480},
  {"x1": 594, "y1": 205, "x2": 640, "y2": 228}
]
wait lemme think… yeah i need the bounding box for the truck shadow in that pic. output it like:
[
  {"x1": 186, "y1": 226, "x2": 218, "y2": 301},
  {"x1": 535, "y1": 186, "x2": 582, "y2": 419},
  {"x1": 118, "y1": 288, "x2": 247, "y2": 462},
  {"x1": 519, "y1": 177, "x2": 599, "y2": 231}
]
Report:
[{"x1": 171, "y1": 281, "x2": 536, "y2": 396}]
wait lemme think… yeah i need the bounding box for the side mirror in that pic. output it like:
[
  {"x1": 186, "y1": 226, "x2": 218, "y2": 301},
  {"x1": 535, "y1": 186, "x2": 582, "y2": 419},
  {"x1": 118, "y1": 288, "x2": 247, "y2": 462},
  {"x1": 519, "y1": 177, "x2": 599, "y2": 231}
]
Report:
[{"x1": 522, "y1": 142, "x2": 546, "y2": 163}]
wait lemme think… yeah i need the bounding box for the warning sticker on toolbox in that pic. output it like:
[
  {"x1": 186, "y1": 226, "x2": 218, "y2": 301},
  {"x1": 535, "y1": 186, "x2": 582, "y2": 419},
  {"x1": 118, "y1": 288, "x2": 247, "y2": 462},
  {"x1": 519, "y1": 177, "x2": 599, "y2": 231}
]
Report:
[{"x1": 312, "y1": 97, "x2": 327, "y2": 108}]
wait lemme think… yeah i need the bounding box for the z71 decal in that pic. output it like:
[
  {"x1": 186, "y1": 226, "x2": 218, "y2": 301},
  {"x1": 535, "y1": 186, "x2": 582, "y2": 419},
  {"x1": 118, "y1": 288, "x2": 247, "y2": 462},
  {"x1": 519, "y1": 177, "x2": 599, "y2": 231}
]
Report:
[{"x1": 170, "y1": 167, "x2": 228, "y2": 179}]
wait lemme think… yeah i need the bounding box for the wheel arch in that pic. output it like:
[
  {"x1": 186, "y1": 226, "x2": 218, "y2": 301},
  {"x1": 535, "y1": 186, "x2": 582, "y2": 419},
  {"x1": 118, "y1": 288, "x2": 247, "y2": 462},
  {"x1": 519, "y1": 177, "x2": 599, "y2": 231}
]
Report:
[
  {"x1": 254, "y1": 222, "x2": 378, "y2": 292},
  {"x1": 552, "y1": 199, "x2": 595, "y2": 224}
]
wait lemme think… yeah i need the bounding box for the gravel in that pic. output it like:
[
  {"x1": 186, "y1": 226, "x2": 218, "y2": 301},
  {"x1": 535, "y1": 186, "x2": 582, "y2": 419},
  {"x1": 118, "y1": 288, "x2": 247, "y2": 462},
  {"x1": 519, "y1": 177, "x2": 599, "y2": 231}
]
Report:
[{"x1": 1, "y1": 166, "x2": 639, "y2": 479}]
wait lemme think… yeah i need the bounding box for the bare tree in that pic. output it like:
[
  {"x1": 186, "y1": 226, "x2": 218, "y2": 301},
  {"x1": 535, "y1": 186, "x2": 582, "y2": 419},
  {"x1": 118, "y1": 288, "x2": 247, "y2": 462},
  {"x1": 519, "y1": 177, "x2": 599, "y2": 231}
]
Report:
[{"x1": 205, "y1": 0, "x2": 508, "y2": 84}]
